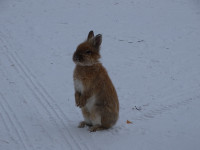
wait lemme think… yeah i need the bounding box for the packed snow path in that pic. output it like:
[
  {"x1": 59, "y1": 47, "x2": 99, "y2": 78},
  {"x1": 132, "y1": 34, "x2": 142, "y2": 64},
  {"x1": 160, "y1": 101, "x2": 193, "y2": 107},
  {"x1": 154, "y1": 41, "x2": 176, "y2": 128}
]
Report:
[{"x1": 0, "y1": 0, "x2": 200, "y2": 150}]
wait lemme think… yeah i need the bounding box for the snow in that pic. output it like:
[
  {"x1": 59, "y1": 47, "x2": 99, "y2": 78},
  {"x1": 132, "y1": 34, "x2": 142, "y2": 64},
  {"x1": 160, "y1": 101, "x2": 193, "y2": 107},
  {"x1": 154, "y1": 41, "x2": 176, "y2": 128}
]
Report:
[{"x1": 0, "y1": 0, "x2": 200, "y2": 150}]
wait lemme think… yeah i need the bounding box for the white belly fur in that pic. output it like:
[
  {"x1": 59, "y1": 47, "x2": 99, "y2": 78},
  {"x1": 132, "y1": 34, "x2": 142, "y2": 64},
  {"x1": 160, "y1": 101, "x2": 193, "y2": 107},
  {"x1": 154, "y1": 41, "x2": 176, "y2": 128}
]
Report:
[
  {"x1": 84, "y1": 95, "x2": 101, "y2": 126},
  {"x1": 85, "y1": 95, "x2": 96, "y2": 113},
  {"x1": 74, "y1": 79, "x2": 101, "y2": 126},
  {"x1": 74, "y1": 79, "x2": 84, "y2": 93}
]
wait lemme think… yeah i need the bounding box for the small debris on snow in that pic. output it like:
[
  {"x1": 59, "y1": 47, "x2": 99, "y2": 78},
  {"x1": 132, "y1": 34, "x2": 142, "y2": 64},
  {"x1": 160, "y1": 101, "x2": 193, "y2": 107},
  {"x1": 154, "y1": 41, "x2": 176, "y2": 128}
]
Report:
[
  {"x1": 137, "y1": 40, "x2": 144, "y2": 42},
  {"x1": 126, "y1": 120, "x2": 133, "y2": 124},
  {"x1": 132, "y1": 106, "x2": 142, "y2": 111}
]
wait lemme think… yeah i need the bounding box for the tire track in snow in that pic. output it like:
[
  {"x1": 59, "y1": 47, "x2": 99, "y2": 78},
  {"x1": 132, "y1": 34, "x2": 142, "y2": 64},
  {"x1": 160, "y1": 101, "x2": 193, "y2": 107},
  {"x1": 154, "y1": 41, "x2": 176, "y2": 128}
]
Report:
[
  {"x1": 0, "y1": 67, "x2": 19, "y2": 146},
  {"x1": 14, "y1": 51, "x2": 90, "y2": 150},
  {"x1": 0, "y1": 37, "x2": 75, "y2": 150},
  {"x1": 20, "y1": 95, "x2": 54, "y2": 142},
  {"x1": 0, "y1": 105, "x2": 10, "y2": 142},
  {"x1": 0, "y1": 31, "x2": 89, "y2": 150},
  {"x1": 134, "y1": 91, "x2": 200, "y2": 121},
  {"x1": 0, "y1": 37, "x2": 34, "y2": 150},
  {"x1": 0, "y1": 93, "x2": 30, "y2": 150},
  {"x1": 0, "y1": 109, "x2": 10, "y2": 132},
  {"x1": 8, "y1": 43, "x2": 82, "y2": 150}
]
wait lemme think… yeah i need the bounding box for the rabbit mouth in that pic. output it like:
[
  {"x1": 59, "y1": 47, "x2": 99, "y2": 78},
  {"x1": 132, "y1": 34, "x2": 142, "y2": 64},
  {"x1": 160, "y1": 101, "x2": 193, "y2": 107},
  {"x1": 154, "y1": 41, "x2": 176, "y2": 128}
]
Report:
[
  {"x1": 73, "y1": 58, "x2": 98, "y2": 66},
  {"x1": 75, "y1": 61, "x2": 100, "y2": 66},
  {"x1": 73, "y1": 56, "x2": 80, "y2": 62}
]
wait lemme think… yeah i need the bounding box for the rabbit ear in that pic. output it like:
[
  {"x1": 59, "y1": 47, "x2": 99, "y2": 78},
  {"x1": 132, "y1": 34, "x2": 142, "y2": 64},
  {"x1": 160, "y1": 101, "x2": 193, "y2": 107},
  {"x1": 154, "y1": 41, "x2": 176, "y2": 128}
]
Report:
[
  {"x1": 87, "y1": 30, "x2": 94, "y2": 40},
  {"x1": 93, "y1": 34, "x2": 102, "y2": 48}
]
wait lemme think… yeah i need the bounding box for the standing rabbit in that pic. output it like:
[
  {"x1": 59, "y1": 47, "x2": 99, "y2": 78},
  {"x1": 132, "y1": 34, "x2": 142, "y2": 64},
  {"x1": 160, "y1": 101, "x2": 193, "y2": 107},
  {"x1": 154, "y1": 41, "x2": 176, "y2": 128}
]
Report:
[{"x1": 73, "y1": 31, "x2": 119, "y2": 132}]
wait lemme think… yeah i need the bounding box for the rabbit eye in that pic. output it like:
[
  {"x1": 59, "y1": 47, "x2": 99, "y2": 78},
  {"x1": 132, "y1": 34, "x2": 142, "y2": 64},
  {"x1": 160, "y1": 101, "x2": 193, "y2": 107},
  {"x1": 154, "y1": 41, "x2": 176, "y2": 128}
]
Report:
[{"x1": 86, "y1": 50, "x2": 92, "y2": 54}]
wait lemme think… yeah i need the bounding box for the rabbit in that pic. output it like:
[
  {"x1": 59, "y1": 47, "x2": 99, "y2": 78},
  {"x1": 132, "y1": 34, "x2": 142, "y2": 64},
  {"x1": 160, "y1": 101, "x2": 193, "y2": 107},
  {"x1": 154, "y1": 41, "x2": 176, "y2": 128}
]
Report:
[{"x1": 73, "y1": 31, "x2": 119, "y2": 132}]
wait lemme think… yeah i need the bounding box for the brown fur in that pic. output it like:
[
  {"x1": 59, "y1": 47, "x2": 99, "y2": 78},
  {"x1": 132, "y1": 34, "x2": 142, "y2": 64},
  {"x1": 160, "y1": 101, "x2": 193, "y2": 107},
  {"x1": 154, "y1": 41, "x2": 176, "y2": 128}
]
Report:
[{"x1": 73, "y1": 31, "x2": 119, "y2": 132}]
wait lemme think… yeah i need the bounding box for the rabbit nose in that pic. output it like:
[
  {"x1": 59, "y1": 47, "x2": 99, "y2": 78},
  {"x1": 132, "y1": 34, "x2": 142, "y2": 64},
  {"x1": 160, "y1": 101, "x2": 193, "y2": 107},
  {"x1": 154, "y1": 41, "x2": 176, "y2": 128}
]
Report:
[{"x1": 73, "y1": 55, "x2": 80, "y2": 61}]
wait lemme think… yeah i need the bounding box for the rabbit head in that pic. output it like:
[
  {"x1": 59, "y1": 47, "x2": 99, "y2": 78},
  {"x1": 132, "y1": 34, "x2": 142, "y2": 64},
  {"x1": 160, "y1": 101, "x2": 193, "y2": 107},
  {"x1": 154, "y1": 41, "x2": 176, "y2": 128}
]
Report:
[{"x1": 73, "y1": 31, "x2": 102, "y2": 66}]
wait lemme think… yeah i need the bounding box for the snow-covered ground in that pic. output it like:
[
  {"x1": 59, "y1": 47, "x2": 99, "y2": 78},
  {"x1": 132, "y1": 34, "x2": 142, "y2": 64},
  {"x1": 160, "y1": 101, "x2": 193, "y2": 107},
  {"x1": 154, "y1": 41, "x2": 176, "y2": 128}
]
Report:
[{"x1": 1, "y1": 0, "x2": 200, "y2": 149}]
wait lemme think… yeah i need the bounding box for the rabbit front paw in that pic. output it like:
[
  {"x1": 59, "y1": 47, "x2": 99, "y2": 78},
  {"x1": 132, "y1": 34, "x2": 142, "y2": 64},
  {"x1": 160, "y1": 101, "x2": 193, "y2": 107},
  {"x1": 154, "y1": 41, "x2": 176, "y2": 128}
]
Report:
[
  {"x1": 77, "y1": 96, "x2": 87, "y2": 108},
  {"x1": 75, "y1": 92, "x2": 81, "y2": 106}
]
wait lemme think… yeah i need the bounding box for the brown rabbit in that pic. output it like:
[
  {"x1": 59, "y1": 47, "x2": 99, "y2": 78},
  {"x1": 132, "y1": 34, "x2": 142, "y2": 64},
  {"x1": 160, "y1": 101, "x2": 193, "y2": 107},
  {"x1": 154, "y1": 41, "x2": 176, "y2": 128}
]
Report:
[{"x1": 73, "y1": 31, "x2": 119, "y2": 132}]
